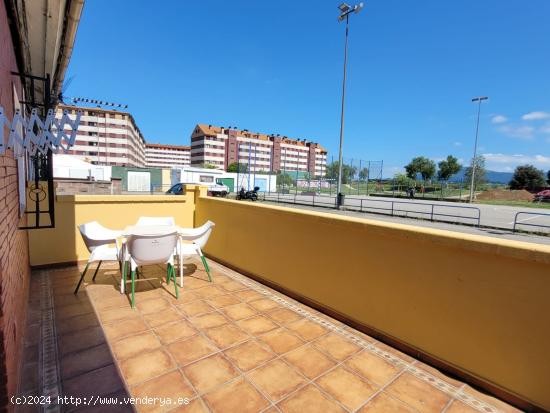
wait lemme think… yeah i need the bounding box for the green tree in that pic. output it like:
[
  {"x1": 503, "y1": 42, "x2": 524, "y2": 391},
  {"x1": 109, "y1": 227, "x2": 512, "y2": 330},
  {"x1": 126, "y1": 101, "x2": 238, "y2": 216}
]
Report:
[
  {"x1": 509, "y1": 165, "x2": 546, "y2": 191},
  {"x1": 325, "y1": 161, "x2": 357, "y2": 184},
  {"x1": 465, "y1": 155, "x2": 487, "y2": 191},
  {"x1": 358, "y1": 167, "x2": 369, "y2": 181},
  {"x1": 404, "y1": 157, "x2": 436, "y2": 181},
  {"x1": 437, "y1": 155, "x2": 462, "y2": 182},
  {"x1": 547, "y1": 170, "x2": 550, "y2": 185},
  {"x1": 198, "y1": 163, "x2": 217, "y2": 169},
  {"x1": 276, "y1": 172, "x2": 293, "y2": 187},
  {"x1": 394, "y1": 173, "x2": 413, "y2": 187},
  {"x1": 227, "y1": 162, "x2": 248, "y2": 173}
]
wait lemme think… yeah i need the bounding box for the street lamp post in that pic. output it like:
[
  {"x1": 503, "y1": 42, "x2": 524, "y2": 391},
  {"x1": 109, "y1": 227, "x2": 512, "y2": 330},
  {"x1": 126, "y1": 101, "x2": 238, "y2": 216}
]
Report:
[
  {"x1": 336, "y1": 2, "x2": 364, "y2": 209},
  {"x1": 469, "y1": 96, "x2": 488, "y2": 203}
]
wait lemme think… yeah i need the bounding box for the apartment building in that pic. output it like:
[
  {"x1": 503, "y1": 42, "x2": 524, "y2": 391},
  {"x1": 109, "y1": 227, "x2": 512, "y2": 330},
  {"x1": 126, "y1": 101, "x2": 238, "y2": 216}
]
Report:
[
  {"x1": 190, "y1": 124, "x2": 328, "y2": 175},
  {"x1": 145, "y1": 143, "x2": 191, "y2": 168},
  {"x1": 55, "y1": 104, "x2": 147, "y2": 167}
]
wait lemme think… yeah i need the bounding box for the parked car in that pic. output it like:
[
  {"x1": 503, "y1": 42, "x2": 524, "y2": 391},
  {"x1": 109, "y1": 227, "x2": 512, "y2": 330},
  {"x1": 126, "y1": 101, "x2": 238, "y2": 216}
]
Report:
[
  {"x1": 166, "y1": 182, "x2": 229, "y2": 197},
  {"x1": 534, "y1": 189, "x2": 550, "y2": 203}
]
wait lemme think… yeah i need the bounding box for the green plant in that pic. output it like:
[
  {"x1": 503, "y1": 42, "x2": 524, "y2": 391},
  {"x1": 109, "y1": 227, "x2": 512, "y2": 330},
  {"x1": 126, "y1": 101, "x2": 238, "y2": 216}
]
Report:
[
  {"x1": 437, "y1": 155, "x2": 462, "y2": 182},
  {"x1": 509, "y1": 165, "x2": 546, "y2": 191}
]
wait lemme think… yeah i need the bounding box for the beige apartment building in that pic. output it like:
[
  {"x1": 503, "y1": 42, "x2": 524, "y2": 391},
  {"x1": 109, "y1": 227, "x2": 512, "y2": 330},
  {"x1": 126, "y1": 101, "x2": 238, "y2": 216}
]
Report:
[
  {"x1": 190, "y1": 124, "x2": 327, "y2": 175},
  {"x1": 145, "y1": 143, "x2": 191, "y2": 168},
  {"x1": 55, "y1": 104, "x2": 147, "y2": 167}
]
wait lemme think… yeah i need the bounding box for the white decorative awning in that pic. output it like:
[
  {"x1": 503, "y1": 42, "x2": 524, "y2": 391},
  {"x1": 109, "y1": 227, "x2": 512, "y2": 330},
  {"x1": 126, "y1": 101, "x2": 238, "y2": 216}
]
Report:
[{"x1": 0, "y1": 107, "x2": 81, "y2": 156}]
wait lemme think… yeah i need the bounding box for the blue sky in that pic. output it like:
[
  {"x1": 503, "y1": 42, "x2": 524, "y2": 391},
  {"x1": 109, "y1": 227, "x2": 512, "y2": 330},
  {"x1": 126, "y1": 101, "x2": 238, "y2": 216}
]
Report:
[{"x1": 66, "y1": 0, "x2": 550, "y2": 176}]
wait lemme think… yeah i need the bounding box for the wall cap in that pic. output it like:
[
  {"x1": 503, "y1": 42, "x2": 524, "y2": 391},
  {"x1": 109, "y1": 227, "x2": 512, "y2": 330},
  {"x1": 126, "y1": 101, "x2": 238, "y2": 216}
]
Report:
[{"x1": 198, "y1": 197, "x2": 550, "y2": 263}]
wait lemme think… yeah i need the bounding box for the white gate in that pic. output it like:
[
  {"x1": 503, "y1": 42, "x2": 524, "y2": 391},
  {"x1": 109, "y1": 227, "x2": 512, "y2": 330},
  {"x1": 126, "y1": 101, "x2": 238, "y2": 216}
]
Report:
[{"x1": 127, "y1": 171, "x2": 151, "y2": 192}]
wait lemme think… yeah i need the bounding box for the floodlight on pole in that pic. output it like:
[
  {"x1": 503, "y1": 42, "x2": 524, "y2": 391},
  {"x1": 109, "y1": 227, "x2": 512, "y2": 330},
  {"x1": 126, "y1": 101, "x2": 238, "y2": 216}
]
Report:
[
  {"x1": 469, "y1": 96, "x2": 488, "y2": 203},
  {"x1": 336, "y1": 2, "x2": 364, "y2": 209}
]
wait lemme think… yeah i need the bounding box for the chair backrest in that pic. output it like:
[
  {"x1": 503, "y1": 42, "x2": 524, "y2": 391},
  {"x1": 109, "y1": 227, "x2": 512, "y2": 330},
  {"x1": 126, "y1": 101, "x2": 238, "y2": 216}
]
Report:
[
  {"x1": 127, "y1": 231, "x2": 178, "y2": 266},
  {"x1": 136, "y1": 216, "x2": 176, "y2": 226},
  {"x1": 179, "y1": 221, "x2": 215, "y2": 249},
  {"x1": 78, "y1": 221, "x2": 118, "y2": 253}
]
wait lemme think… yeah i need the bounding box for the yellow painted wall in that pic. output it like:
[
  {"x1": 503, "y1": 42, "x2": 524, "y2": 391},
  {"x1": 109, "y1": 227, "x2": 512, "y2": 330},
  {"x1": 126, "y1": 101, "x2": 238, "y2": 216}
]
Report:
[
  {"x1": 29, "y1": 189, "x2": 200, "y2": 266},
  {"x1": 196, "y1": 196, "x2": 550, "y2": 410},
  {"x1": 161, "y1": 168, "x2": 172, "y2": 192}
]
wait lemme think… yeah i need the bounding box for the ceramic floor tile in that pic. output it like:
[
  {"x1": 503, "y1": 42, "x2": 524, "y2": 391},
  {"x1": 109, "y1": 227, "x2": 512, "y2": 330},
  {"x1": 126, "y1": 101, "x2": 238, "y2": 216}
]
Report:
[
  {"x1": 143, "y1": 308, "x2": 185, "y2": 328},
  {"x1": 357, "y1": 392, "x2": 417, "y2": 413},
  {"x1": 258, "y1": 328, "x2": 304, "y2": 355},
  {"x1": 248, "y1": 298, "x2": 281, "y2": 312},
  {"x1": 224, "y1": 340, "x2": 276, "y2": 371},
  {"x1": 233, "y1": 289, "x2": 265, "y2": 302},
  {"x1": 283, "y1": 345, "x2": 337, "y2": 380},
  {"x1": 316, "y1": 366, "x2": 379, "y2": 411},
  {"x1": 247, "y1": 359, "x2": 307, "y2": 402},
  {"x1": 60, "y1": 343, "x2": 114, "y2": 380},
  {"x1": 206, "y1": 294, "x2": 242, "y2": 309},
  {"x1": 203, "y1": 377, "x2": 270, "y2": 413},
  {"x1": 190, "y1": 312, "x2": 229, "y2": 329},
  {"x1": 182, "y1": 354, "x2": 239, "y2": 394},
  {"x1": 344, "y1": 350, "x2": 402, "y2": 386},
  {"x1": 445, "y1": 400, "x2": 483, "y2": 413},
  {"x1": 58, "y1": 326, "x2": 106, "y2": 355},
  {"x1": 385, "y1": 372, "x2": 451, "y2": 413},
  {"x1": 277, "y1": 384, "x2": 346, "y2": 413},
  {"x1": 169, "y1": 398, "x2": 210, "y2": 413},
  {"x1": 237, "y1": 315, "x2": 279, "y2": 336},
  {"x1": 153, "y1": 319, "x2": 198, "y2": 344},
  {"x1": 313, "y1": 332, "x2": 362, "y2": 361},
  {"x1": 131, "y1": 370, "x2": 196, "y2": 413},
  {"x1": 203, "y1": 323, "x2": 250, "y2": 349},
  {"x1": 266, "y1": 308, "x2": 303, "y2": 325},
  {"x1": 218, "y1": 280, "x2": 247, "y2": 292},
  {"x1": 221, "y1": 303, "x2": 258, "y2": 321},
  {"x1": 111, "y1": 331, "x2": 161, "y2": 360},
  {"x1": 136, "y1": 297, "x2": 172, "y2": 315},
  {"x1": 286, "y1": 318, "x2": 328, "y2": 342},
  {"x1": 119, "y1": 349, "x2": 176, "y2": 386},
  {"x1": 177, "y1": 300, "x2": 216, "y2": 317},
  {"x1": 103, "y1": 318, "x2": 149, "y2": 342},
  {"x1": 167, "y1": 334, "x2": 219, "y2": 366}
]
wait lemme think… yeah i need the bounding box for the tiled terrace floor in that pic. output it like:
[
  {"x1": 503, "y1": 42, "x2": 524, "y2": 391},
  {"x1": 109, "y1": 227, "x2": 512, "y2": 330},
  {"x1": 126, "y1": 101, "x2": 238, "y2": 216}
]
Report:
[{"x1": 18, "y1": 258, "x2": 521, "y2": 413}]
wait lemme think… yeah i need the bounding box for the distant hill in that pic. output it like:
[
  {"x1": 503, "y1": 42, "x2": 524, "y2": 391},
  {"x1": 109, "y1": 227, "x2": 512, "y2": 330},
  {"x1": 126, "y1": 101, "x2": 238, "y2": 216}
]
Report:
[{"x1": 449, "y1": 168, "x2": 513, "y2": 184}]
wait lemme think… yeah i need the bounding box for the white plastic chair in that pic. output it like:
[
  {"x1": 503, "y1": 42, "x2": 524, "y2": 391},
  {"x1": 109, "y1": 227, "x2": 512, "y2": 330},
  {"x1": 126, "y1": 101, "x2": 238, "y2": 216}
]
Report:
[
  {"x1": 74, "y1": 221, "x2": 122, "y2": 294},
  {"x1": 123, "y1": 231, "x2": 179, "y2": 308},
  {"x1": 177, "y1": 221, "x2": 215, "y2": 286},
  {"x1": 136, "y1": 216, "x2": 175, "y2": 226}
]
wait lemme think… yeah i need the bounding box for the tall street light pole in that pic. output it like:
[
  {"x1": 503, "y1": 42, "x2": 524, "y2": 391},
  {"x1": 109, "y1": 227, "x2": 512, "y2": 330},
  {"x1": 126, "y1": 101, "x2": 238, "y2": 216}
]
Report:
[
  {"x1": 336, "y1": 2, "x2": 364, "y2": 209},
  {"x1": 469, "y1": 96, "x2": 488, "y2": 203}
]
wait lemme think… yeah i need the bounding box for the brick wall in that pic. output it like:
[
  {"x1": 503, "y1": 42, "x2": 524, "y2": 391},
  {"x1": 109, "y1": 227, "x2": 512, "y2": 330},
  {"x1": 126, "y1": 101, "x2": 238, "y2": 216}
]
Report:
[
  {"x1": 55, "y1": 178, "x2": 122, "y2": 195},
  {"x1": 0, "y1": 1, "x2": 31, "y2": 409}
]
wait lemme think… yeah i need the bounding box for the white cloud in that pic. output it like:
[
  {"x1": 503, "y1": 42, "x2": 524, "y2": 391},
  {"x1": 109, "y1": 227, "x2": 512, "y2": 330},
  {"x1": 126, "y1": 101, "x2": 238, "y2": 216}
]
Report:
[
  {"x1": 521, "y1": 111, "x2": 550, "y2": 121},
  {"x1": 453, "y1": 141, "x2": 462, "y2": 147},
  {"x1": 540, "y1": 125, "x2": 550, "y2": 134},
  {"x1": 497, "y1": 124, "x2": 535, "y2": 140},
  {"x1": 491, "y1": 115, "x2": 507, "y2": 124},
  {"x1": 483, "y1": 153, "x2": 550, "y2": 171}
]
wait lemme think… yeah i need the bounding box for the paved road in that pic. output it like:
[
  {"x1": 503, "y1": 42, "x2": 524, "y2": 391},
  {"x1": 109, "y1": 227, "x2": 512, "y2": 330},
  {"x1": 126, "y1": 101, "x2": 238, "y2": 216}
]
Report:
[{"x1": 262, "y1": 193, "x2": 550, "y2": 244}]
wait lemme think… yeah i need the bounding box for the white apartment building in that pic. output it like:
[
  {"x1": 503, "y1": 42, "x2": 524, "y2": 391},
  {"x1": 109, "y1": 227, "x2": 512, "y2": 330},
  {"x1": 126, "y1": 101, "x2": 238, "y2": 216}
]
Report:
[
  {"x1": 55, "y1": 104, "x2": 146, "y2": 167},
  {"x1": 145, "y1": 143, "x2": 190, "y2": 168},
  {"x1": 190, "y1": 124, "x2": 327, "y2": 175}
]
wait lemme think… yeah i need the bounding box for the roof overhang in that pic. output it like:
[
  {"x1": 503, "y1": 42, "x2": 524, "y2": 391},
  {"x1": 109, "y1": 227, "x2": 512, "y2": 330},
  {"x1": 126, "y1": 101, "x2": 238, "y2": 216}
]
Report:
[{"x1": 7, "y1": 0, "x2": 85, "y2": 110}]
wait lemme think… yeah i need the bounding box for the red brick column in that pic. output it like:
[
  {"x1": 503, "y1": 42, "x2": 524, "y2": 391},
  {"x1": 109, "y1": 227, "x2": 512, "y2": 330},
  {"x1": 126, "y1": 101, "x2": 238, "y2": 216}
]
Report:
[{"x1": 0, "y1": 1, "x2": 31, "y2": 410}]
